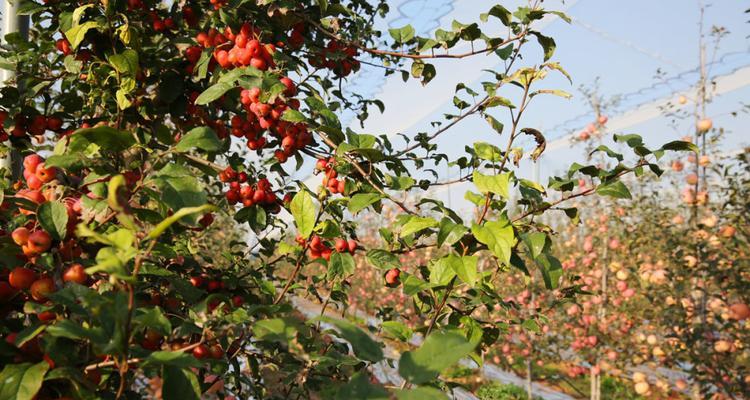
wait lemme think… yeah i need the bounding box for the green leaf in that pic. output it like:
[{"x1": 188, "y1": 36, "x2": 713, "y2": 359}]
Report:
[
  {"x1": 65, "y1": 126, "x2": 136, "y2": 154},
  {"x1": 36, "y1": 201, "x2": 69, "y2": 241},
  {"x1": 531, "y1": 89, "x2": 572, "y2": 99},
  {"x1": 108, "y1": 49, "x2": 139, "y2": 76},
  {"x1": 543, "y1": 62, "x2": 573, "y2": 83},
  {"x1": 396, "y1": 387, "x2": 450, "y2": 400},
  {"x1": 522, "y1": 319, "x2": 541, "y2": 333},
  {"x1": 613, "y1": 134, "x2": 644, "y2": 147},
  {"x1": 398, "y1": 331, "x2": 476, "y2": 384},
  {"x1": 107, "y1": 174, "x2": 128, "y2": 212},
  {"x1": 147, "y1": 204, "x2": 217, "y2": 239},
  {"x1": 402, "y1": 275, "x2": 433, "y2": 296},
  {"x1": 328, "y1": 252, "x2": 355, "y2": 279},
  {"x1": 385, "y1": 174, "x2": 416, "y2": 190},
  {"x1": 429, "y1": 256, "x2": 457, "y2": 286},
  {"x1": 161, "y1": 366, "x2": 200, "y2": 400},
  {"x1": 194, "y1": 82, "x2": 233, "y2": 105},
  {"x1": 590, "y1": 145, "x2": 623, "y2": 161},
  {"x1": 450, "y1": 255, "x2": 479, "y2": 287},
  {"x1": 281, "y1": 109, "x2": 306, "y2": 123},
  {"x1": 484, "y1": 115, "x2": 504, "y2": 133},
  {"x1": 389, "y1": 25, "x2": 416, "y2": 43},
  {"x1": 64, "y1": 21, "x2": 99, "y2": 49},
  {"x1": 400, "y1": 216, "x2": 438, "y2": 237},
  {"x1": 134, "y1": 307, "x2": 172, "y2": 336},
  {"x1": 254, "y1": 318, "x2": 299, "y2": 343},
  {"x1": 0, "y1": 362, "x2": 49, "y2": 400},
  {"x1": 485, "y1": 96, "x2": 514, "y2": 109},
  {"x1": 71, "y1": 4, "x2": 93, "y2": 25},
  {"x1": 348, "y1": 193, "x2": 382, "y2": 215},
  {"x1": 472, "y1": 218, "x2": 515, "y2": 265},
  {"x1": 473, "y1": 171, "x2": 510, "y2": 199},
  {"x1": 175, "y1": 126, "x2": 222, "y2": 153},
  {"x1": 522, "y1": 232, "x2": 546, "y2": 259},
  {"x1": 661, "y1": 140, "x2": 699, "y2": 153},
  {"x1": 437, "y1": 218, "x2": 468, "y2": 247},
  {"x1": 149, "y1": 164, "x2": 208, "y2": 215},
  {"x1": 535, "y1": 253, "x2": 563, "y2": 289},
  {"x1": 290, "y1": 190, "x2": 317, "y2": 238},
  {"x1": 474, "y1": 142, "x2": 503, "y2": 162},
  {"x1": 335, "y1": 372, "x2": 388, "y2": 400},
  {"x1": 318, "y1": 316, "x2": 383, "y2": 363},
  {"x1": 381, "y1": 321, "x2": 413, "y2": 342},
  {"x1": 234, "y1": 206, "x2": 267, "y2": 232},
  {"x1": 144, "y1": 351, "x2": 201, "y2": 368},
  {"x1": 481, "y1": 4, "x2": 512, "y2": 25},
  {"x1": 595, "y1": 181, "x2": 632, "y2": 199},
  {"x1": 366, "y1": 249, "x2": 400, "y2": 270},
  {"x1": 531, "y1": 32, "x2": 556, "y2": 61}
]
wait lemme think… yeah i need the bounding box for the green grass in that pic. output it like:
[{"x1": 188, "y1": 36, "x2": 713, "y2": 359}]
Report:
[{"x1": 476, "y1": 382, "x2": 543, "y2": 400}]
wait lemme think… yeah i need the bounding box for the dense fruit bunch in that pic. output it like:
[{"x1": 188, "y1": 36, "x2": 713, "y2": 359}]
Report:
[
  {"x1": 296, "y1": 234, "x2": 358, "y2": 261},
  {"x1": 219, "y1": 166, "x2": 282, "y2": 213},
  {"x1": 0, "y1": 111, "x2": 65, "y2": 142},
  {"x1": 316, "y1": 157, "x2": 347, "y2": 194},
  {"x1": 310, "y1": 39, "x2": 361, "y2": 77}
]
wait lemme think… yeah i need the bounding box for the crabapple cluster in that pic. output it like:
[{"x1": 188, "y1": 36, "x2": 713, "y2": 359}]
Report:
[
  {"x1": 189, "y1": 273, "x2": 244, "y2": 311},
  {"x1": 188, "y1": 23, "x2": 313, "y2": 163},
  {"x1": 296, "y1": 235, "x2": 358, "y2": 261},
  {"x1": 316, "y1": 157, "x2": 347, "y2": 194},
  {"x1": 310, "y1": 39, "x2": 361, "y2": 77},
  {"x1": 149, "y1": 11, "x2": 176, "y2": 33},
  {"x1": 195, "y1": 23, "x2": 276, "y2": 71},
  {"x1": 219, "y1": 166, "x2": 282, "y2": 214},
  {"x1": 0, "y1": 111, "x2": 64, "y2": 142},
  {"x1": 236, "y1": 80, "x2": 312, "y2": 163}
]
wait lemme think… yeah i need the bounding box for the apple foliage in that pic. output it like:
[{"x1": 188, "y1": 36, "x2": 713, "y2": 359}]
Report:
[{"x1": 0, "y1": 0, "x2": 693, "y2": 398}]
